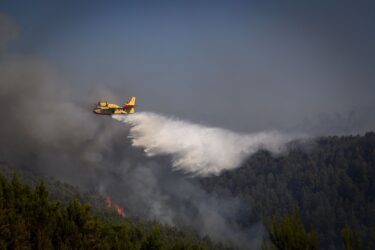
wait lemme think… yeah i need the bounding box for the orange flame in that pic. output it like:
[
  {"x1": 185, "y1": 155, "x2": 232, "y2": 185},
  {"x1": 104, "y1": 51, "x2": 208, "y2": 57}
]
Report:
[
  {"x1": 105, "y1": 195, "x2": 126, "y2": 217},
  {"x1": 116, "y1": 206, "x2": 126, "y2": 217}
]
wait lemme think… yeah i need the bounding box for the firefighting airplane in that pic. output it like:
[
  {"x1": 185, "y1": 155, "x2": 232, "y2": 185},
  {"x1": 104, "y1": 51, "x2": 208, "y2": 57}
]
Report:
[{"x1": 93, "y1": 97, "x2": 136, "y2": 115}]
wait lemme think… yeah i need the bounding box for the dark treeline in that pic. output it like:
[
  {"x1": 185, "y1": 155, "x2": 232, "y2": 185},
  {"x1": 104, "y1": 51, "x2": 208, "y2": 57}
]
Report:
[
  {"x1": 1, "y1": 132, "x2": 375, "y2": 249},
  {"x1": 201, "y1": 132, "x2": 375, "y2": 249},
  {"x1": 0, "y1": 174, "x2": 234, "y2": 250}
]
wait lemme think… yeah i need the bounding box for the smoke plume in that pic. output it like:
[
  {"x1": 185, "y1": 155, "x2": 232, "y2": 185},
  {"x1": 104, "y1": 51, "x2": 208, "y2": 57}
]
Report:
[
  {"x1": 0, "y1": 11, "x2": 316, "y2": 249},
  {"x1": 0, "y1": 13, "x2": 19, "y2": 52},
  {"x1": 0, "y1": 44, "x2": 263, "y2": 249},
  {"x1": 113, "y1": 112, "x2": 301, "y2": 176}
]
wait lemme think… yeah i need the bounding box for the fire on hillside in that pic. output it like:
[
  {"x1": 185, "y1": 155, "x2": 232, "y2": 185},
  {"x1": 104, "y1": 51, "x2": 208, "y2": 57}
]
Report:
[{"x1": 105, "y1": 195, "x2": 126, "y2": 217}]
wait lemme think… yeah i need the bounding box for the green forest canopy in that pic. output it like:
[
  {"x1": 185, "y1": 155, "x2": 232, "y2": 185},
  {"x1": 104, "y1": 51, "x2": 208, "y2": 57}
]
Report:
[{"x1": 201, "y1": 132, "x2": 375, "y2": 249}]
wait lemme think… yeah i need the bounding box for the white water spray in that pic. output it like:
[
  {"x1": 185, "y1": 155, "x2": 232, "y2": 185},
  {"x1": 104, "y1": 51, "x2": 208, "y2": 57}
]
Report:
[{"x1": 113, "y1": 112, "x2": 301, "y2": 176}]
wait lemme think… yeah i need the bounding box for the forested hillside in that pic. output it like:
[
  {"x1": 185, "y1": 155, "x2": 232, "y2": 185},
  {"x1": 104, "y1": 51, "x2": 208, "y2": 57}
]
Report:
[
  {"x1": 201, "y1": 132, "x2": 375, "y2": 249},
  {"x1": 1, "y1": 132, "x2": 374, "y2": 249},
  {"x1": 0, "y1": 173, "x2": 234, "y2": 250}
]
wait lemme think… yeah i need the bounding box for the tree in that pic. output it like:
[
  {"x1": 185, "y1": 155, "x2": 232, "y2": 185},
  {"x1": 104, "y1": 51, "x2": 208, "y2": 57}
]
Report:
[{"x1": 263, "y1": 210, "x2": 319, "y2": 250}]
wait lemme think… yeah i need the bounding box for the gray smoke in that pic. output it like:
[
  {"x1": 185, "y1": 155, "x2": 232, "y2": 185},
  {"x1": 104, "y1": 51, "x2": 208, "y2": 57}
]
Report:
[
  {"x1": 1, "y1": 4, "x2": 374, "y2": 248},
  {"x1": 113, "y1": 112, "x2": 301, "y2": 176},
  {"x1": 0, "y1": 13, "x2": 19, "y2": 52},
  {"x1": 0, "y1": 13, "x2": 264, "y2": 249},
  {"x1": 0, "y1": 57, "x2": 261, "y2": 248},
  {"x1": 3, "y1": 8, "x2": 372, "y2": 248}
]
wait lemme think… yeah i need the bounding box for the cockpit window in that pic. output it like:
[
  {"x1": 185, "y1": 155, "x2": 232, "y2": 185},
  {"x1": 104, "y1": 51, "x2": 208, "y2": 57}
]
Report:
[{"x1": 98, "y1": 101, "x2": 107, "y2": 107}]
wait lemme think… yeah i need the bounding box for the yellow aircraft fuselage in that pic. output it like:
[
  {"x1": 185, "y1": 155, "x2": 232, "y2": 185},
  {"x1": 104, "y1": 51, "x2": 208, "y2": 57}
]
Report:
[{"x1": 93, "y1": 97, "x2": 136, "y2": 115}]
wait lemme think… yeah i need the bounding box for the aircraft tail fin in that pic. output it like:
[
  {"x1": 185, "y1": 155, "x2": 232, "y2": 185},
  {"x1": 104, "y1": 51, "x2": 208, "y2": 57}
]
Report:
[
  {"x1": 123, "y1": 97, "x2": 136, "y2": 113},
  {"x1": 126, "y1": 97, "x2": 136, "y2": 106}
]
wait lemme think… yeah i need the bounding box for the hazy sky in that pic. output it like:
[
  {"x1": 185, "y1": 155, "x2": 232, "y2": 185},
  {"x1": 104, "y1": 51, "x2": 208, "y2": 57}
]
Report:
[
  {"x1": 0, "y1": 2, "x2": 373, "y2": 246},
  {"x1": 1, "y1": 0, "x2": 374, "y2": 134}
]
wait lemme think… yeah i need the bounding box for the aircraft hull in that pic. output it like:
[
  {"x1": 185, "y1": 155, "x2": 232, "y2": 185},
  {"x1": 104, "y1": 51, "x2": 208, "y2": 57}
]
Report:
[
  {"x1": 93, "y1": 108, "x2": 129, "y2": 115},
  {"x1": 93, "y1": 97, "x2": 136, "y2": 115}
]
